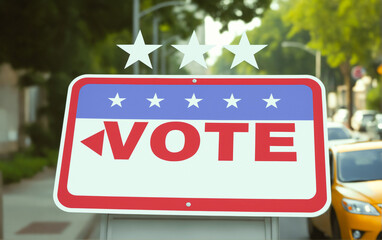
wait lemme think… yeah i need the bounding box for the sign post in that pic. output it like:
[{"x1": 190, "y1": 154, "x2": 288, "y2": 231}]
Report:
[
  {"x1": 100, "y1": 215, "x2": 279, "y2": 240},
  {"x1": 54, "y1": 75, "x2": 329, "y2": 239}
]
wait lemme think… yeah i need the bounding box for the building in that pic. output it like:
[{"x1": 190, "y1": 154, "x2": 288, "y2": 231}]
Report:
[{"x1": 0, "y1": 63, "x2": 39, "y2": 155}]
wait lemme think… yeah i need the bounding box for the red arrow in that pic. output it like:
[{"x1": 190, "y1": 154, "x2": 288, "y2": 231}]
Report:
[{"x1": 81, "y1": 130, "x2": 105, "y2": 156}]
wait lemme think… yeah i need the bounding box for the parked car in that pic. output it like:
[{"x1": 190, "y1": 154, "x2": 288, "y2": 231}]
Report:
[
  {"x1": 308, "y1": 141, "x2": 382, "y2": 240},
  {"x1": 327, "y1": 122, "x2": 363, "y2": 147},
  {"x1": 333, "y1": 108, "x2": 349, "y2": 127},
  {"x1": 366, "y1": 113, "x2": 382, "y2": 140},
  {"x1": 351, "y1": 110, "x2": 377, "y2": 132}
]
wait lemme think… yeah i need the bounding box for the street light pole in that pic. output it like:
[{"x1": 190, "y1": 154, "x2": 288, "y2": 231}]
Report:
[
  {"x1": 281, "y1": 41, "x2": 321, "y2": 79},
  {"x1": 160, "y1": 35, "x2": 179, "y2": 74},
  {"x1": 152, "y1": 15, "x2": 160, "y2": 74},
  {"x1": 133, "y1": 0, "x2": 140, "y2": 74},
  {"x1": 315, "y1": 50, "x2": 321, "y2": 79},
  {"x1": 132, "y1": 0, "x2": 185, "y2": 74}
]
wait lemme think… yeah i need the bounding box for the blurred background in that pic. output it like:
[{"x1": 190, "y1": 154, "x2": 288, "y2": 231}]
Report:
[{"x1": 0, "y1": 0, "x2": 381, "y2": 239}]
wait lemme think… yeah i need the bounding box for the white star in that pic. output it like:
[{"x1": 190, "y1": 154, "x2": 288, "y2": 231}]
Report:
[
  {"x1": 263, "y1": 94, "x2": 280, "y2": 108},
  {"x1": 147, "y1": 93, "x2": 164, "y2": 108},
  {"x1": 117, "y1": 31, "x2": 161, "y2": 69},
  {"x1": 109, "y1": 93, "x2": 126, "y2": 107},
  {"x1": 172, "y1": 31, "x2": 214, "y2": 69},
  {"x1": 224, "y1": 32, "x2": 267, "y2": 69},
  {"x1": 224, "y1": 94, "x2": 241, "y2": 108},
  {"x1": 185, "y1": 93, "x2": 202, "y2": 108}
]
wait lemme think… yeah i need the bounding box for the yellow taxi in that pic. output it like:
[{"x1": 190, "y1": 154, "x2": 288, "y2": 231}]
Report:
[{"x1": 308, "y1": 141, "x2": 382, "y2": 240}]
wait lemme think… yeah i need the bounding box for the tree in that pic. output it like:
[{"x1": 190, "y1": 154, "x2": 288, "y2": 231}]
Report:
[
  {"x1": 0, "y1": 0, "x2": 272, "y2": 151},
  {"x1": 211, "y1": 0, "x2": 340, "y2": 89},
  {"x1": 285, "y1": 0, "x2": 381, "y2": 127},
  {"x1": 0, "y1": 0, "x2": 272, "y2": 71},
  {"x1": 192, "y1": 0, "x2": 272, "y2": 31}
]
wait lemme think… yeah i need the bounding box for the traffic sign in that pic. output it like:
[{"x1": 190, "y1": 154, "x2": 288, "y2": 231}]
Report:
[
  {"x1": 351, "y1": 65, "x2": 365, "y2": 80},
  {"x1": 53, "y1": 75, "x2": 330, "y2": 217}
]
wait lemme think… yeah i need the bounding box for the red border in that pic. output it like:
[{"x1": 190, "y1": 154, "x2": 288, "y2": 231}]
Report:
[{"x1": 57, "y1": 77, "x2": 327, "y2": 214}]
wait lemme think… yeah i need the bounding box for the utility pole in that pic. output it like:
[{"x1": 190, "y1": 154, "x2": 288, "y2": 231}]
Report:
[{"x1": 281, "y1": 41, "x2": 321, "y2": 79}]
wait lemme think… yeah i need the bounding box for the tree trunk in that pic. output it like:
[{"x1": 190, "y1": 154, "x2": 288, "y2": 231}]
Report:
[
  {"x1": 339, "y1": 61, "x2": 353, "y2": 129},
  {"x1": 17, "y1": 87, "x2": 26, "y2": 150}
]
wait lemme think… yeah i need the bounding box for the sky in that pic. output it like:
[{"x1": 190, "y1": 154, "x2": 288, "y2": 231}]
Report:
[
  {"x1": 204, "y1": 16, "x2": 262, "y2": 66},
  {"x1": 203, "y1": 2, "x2": 280, "y2": 66}
]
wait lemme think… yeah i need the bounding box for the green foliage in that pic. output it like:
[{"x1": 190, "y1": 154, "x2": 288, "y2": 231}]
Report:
[
  {"x1": 0, "y1": 150, "x2": 58, "y2": 184},
  {"x1": 91, "y1": 30, "x2": 132, "y2": 74},
  {"x1": 212, "y1": 2, "x2": 312, "y2": 74},
  {"x1": 44, "y1": 149, "x2": 59, "y2": 167},
  {"x1": 24, "y1": 122, "x2": 55, "y2": 155},
  {"x1": 0, "y1": 0, "x2": 272, "y2": 151},
  {"x1": 19, "y1": 71, "x2": 46, "y2": 87},
  {"x1": 211, "y1": 1, "x2": 339, "y2": 84},
  {"x1": 285, "y1": 0, "x2": 381, "y2": 122},
  {"x1": 0, "y1": 0, "x2": 273, "y2": 186},
  {"x1": 285, "y1": 0, "x2": 380, "y2": 68},
  {"x1": 242, "y1": 2, "x2": 314, "y2": 75},
  {"x1": 44, "y1": 73, "x2": 74, "y2": 147},
  {"x1": 366, "y1": 84, "x2": 381, "y2": 111},
  {"x1": 192, "y1": 0, "x2": 272, "y2": 31},
  {"x1": 0, "y1": 0, "x2": 271, "y2": 71}
]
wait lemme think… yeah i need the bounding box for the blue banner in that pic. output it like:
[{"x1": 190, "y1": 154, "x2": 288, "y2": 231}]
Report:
[{"x1": 76, "y1": 84, "x2": 313, "y2": 120}]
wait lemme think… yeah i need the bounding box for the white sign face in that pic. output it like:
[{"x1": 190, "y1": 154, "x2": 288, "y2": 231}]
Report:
[{"x1": 54, "y1": 75, "x2": 330, "y2": 217}]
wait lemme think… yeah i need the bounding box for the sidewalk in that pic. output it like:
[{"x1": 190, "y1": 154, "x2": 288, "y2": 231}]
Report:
[{"x1": 3, "y1": 167, "x2": 100, "y2": 240}]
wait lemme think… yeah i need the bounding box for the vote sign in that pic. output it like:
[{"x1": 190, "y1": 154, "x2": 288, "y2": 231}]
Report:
[{"x1": 54, "y1": 75, "x2": 330, "y2": 217}]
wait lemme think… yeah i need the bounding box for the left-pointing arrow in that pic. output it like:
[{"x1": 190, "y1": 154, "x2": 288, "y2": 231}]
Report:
[{"x1": 81, "y1": 130, "x2": 105, "y2": 156}]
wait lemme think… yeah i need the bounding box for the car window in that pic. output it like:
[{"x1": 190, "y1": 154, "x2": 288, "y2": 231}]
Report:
[
  {"x1": 338, "y1": 149, "x2": 382, "y2": 182},
  {"x1": 328, "y1": 127, "x2": 352, "y2": 140},
  {"x1": 362, "y1": 114, "x2": 375, "y2": 123}
]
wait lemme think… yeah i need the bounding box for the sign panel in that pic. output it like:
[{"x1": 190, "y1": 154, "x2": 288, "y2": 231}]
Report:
[{"x1": 54, "y1": 75, "x2": 330, "y2": 217}]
